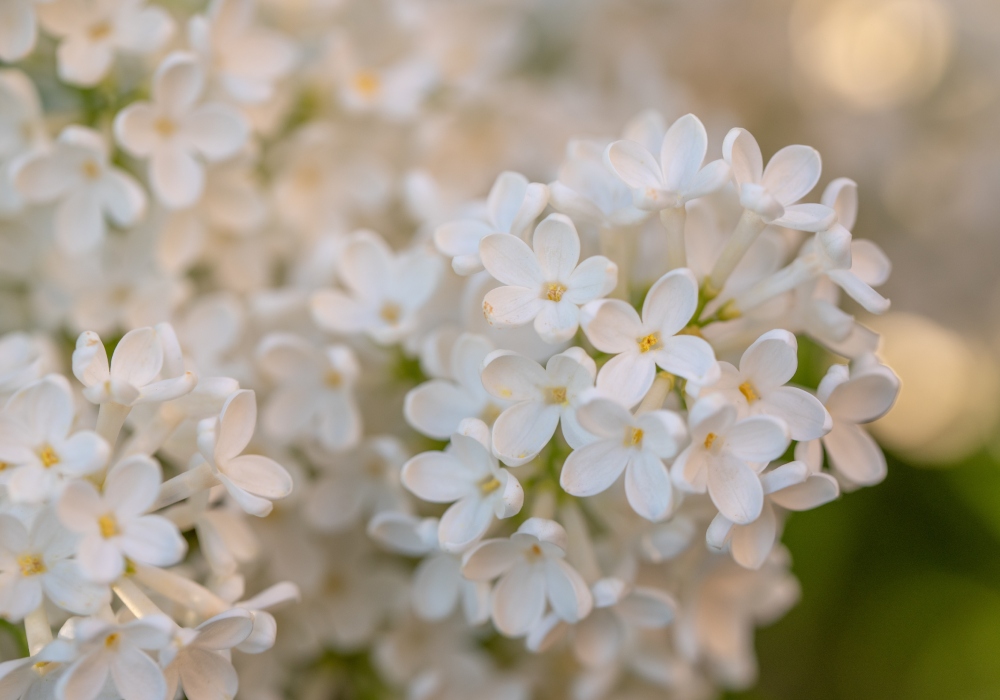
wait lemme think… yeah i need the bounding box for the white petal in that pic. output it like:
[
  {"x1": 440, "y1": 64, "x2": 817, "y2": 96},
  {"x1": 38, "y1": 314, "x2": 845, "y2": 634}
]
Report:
[
  {"x1": 641, "y1": 268, "x2": 698, "y2": 337},
  {"x1": 54, "y1": 189, "x2": 105, "y2": 252},
  {"x1": 483, "y1": 285, "x2": 544, "y2": 328},
  {"x1": 151, "y1": 147, "x2": 204, "y2": 209},
  {"x1": 725, "y1": 415, "x2": 790, "y2": 463},
  {"x1": 606, "y1": 139, "x2": 663, "y2": 190},
  {"x1": 401, "y1": 452, "x2": 475, "y2": 503},
  {"x1": 560, "y1": 440, "x2": 629, "y2": 497},
  {"x1": 533, "y1": 213, "x2": 580, "y2": 282},
  {"x1": 730, "y1": 503, "x2": 777, "y2": 569},
  {"x1": 480, "y1": 233, "x2": 544, "y2": 288},
  {"x1": 624, "y1": 452, "x2": 673, "y2": 522},
  {"x1": 120, "y1": 516, "x2": 186, "y2": 567},
  {"x1": 660, "y1": 114, "x2": 707, "y2": 192},
  {"x1": 487, "y1": 171, "x2": 529, "y2": 232},
  {"x1": 184, "y1": 103, "x2": 247, "y2": 161},
  {"x1": 739, "y1": 329, "x2": 798, "y2": 393},
  {"x1": 616, "y1": 587, "x2": 677, "y2": 628},
  {"x1": 412, "y1": 553, "x2": 461, "y2": 620},
  {"x1": 722, "y1": 128, "x2": 763, "y2": 185},
  {"x1": 850, "y1": 239, "x2": 891, "y2": 286},
  {"x1": 653, "y1": 335, "x2": 717, "y2": 384},
  {"x1": 827, "y1": 270, "x2": 891, "y2": 314},
  {"x1": 110, "y1": 645, "x2": 168, "y2": 700},
  {"x1": 404, "y1": 380, "x2": 480, "y2": 440},
  {"x1": 582, "y1": 298, "x2": 644, "y2": 353},
  {"x1": 823, "y1": 423, "x2": 886, "y2": 486},
  {"x1": 77, "y1": 535, "x2": 124, "y2": 582},
  {"x1": 492, "y1": 562, "x2": 546, "y2": 636},
  {"x1": 492, "y1": 400, "x2": 560, "y2": 466},
  {"x1": 310, "y1": 289, "x2": 367, "y2": 334},
  {"x1": 461, "y1": 538, "x2": 520, "y2": 581},
  {"x1": 684, "y1": 159, "x2": 731, "y2": 200},
  {"x1": 56, "y1": 37, "x2": 113, "y2": 87},
  {"x1": 564, "y1": 255, "x2": 617, "y2": 304},
  {"x1": 634, "y1": 410, "x2": 686, "y2": 458},
  {"x1": 56, "y1": 656, "x2": 111, "y2": 700},
  {"x1": 434, "y1": 219, "x2": 492, "y2": 258},
  {"x1": 822, "y1": 177, "x2": 858, "y2": 230},
  {"x1": 99, "y1": 168, "x2": 146, "y2": 227},
  {"x1": 706, "y1": 454, "x2": 764, "y2": 525},
  {"x1": 771, "y1": 203, "x2": 837, "y2": 232},
  {"x1": 575, "y1": 397, "x2": 634, "y2": 440},
  {"x1": 596, "y1": 351, "x2": 656, "y2": 409},
  {"x1": 105, "y1": 455, "x2": 161, "y2": 518},
  {"x1": 216, "y1": 389, "x2": 256, "y2": 459},
  {"x1": 481, "y1": 353, "x2": 547, "y2": 402},
  {"x1": 544, "y1": 558, "x2": 593, "y2": 623},
  {"x1": 194, "y1": 609, "x2": 254, "y2": 650},
  {"x1": 761, "y1": 145, "x2": 821, "y2": 206},
  {"x1": 770, "y1": 472, "x2": 840, "y2": 511},
  {"x1": 826, "y1": 370, "x2": 899, "y2": 424},
  {"x1": 759, "y1": 386, "x2": 832, "y2": 441},
  {"x1": 113, "y1": 103, "x2": 159, "y2": 157},
  {"x1": 439, "y1": 496, "x2": 495, "y2": 551},
  {"x1": 533, "y1": 301, "x2": 580, "y2": 344},
  {"x1": 153, "y1": 52, "x2": 204, "y2": 112},
  {"x1": 220, "y1": 454, "x2": 292, "y2": 499}
]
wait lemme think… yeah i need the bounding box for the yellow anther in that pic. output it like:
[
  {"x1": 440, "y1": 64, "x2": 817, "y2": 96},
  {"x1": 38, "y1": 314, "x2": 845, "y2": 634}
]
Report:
[
  {"x1": 324, "y1": 370, "x2": 343, "y2": 388},
  {"x1": 638, "y1": 333, "x2": 660, "y2": 353},
  {"x1": 32, "y1": 661, "x2": 54, "y2": 675},
  {"x1": 81, "y1": 160, "x2": 101, "y2": 180},
  {"x1": 104, "y1": 633, "x2": 120, "y2": 649},
  {"x1": 525, "y1": 543, "x2": 544, "y2": 561},
  {"x1": 545, "y1": 283, "x2": 567, "y2": 302},
  {"x1": 738, "y1": 381, "x2": 760, "y2": 403},
  {"x1": 353, "y1": 70, "x2": 381, "y2": 97},
  {"x1": 98, "y1": 513, "x2": 119, "y2": 538},
  {"x1": 480, "y1": 403, "x2": 502, "y2": 424},
  {"x1": 380, "y1": 302, "x2": 401, "y2": 324},
  {"x1": 88, "y1": 21, "x2": 112, "y2": 40},
  {"x1": 154, "y1": 117, "x2": 177, "y2": 138},
  {"x1": 717, "y1": 300, "x2": 742, "y2": 321},
  {"x1": 17, "y1": 554, "x2": 46, "y2": 576},
  {"x1": 38, "y1": 445, "x2": 60, "y2": 468},
  {"x1": 483, "y1": 301, "x2": 494, "y2": 321},
  {"x1": 704, "y1": 432, "x2": 717, "y2": 450},
  {"x1": 626, "y1": 427, "x2": 644, "y2": 447},
  {"x1": 479, "y1": 476, "x2": 501, "y2": 495},
  {"x1": 547, "y1": 386, "x2": 568, "y2": 405}
]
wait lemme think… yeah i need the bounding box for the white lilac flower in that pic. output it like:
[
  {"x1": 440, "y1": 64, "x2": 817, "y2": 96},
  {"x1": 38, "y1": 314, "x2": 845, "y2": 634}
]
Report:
[
  {"x1": 0, "y1": 511, "x2": 109, "y2": 620},
  {"x1": 57, "y1": 455, "x2": 187, "y2": 582},
  {"x1": 56, "y1": 614, "x2": 174, "y2": 700},
  {"x1": 707, "y1": 460, "x2": 839, "y2": 569},
  {"x1": 480, "y1": 213, "x2": 618, "y2": 344},
  {"x1": 37, "y1": 0, "x2": 174, "y2": 86},
  {"x1": 196, "y1": 389, "x2": 293, "y2": 517},
  {"x1": 605, "y1": 113, "x2": 730, "y2": 210},
  {"x1": 480, "y1": 347, "x2": 596, "y2": 466},
  {"x1": 582, "y1": 268, "x2": 718, "y2": 408},
  {"x1": 560, "y1": 397, "x2": 686, "y2": 522},
  {"x1": 671, "y1": 394, "x2": 791, "y2": 525},
  {"x1": 695, "y1": 329, "x2": 832, "y2": 441},
  {"x1": 114, "y1": 51, "x2": 248, "y2": 208},
  {"x1": 14, "y1": 126, "x2": 146, "y2": 252},
  {"x1": 303, "y1": 436, "x2": 409, "y2": 532},
  {"x1": 434, "y1": 171, "x2": 549, "y2": 275},
  {"x1": 0, "y1": 0, "x2": 44, "y2": 62},
  {"x1": 405, "y1": 333, "x2": 506, "y2": 440},
  {"x1": 462, "y1": 517, "x2": 593, "y2": 637},
  {"x1": 795, "y1": 357, "x2": 900, "y2": 487},
  {"x1": 548, "y1": 140, "x2": 646, "y2": 229},
  {"x1": 0, "y1": 332, "x2": 43, "y2": 395},
  {"x1": 402, "y1": 419, "x2": 523, "y2": 552},
  {"x1": 162, "y1": 608, "x2": 255, "y2": 700},
  {"x1": 188, "y1": 0, "x2": 297, "y2": 104},
  {"x1": 0, "y1": 375, "x2": 108, "y2": 503},
  {"x1": 368, "y1": 512, "x2": 490, "y2": 624},
  {"x1": 256, "y1": 333, "x2": 362, "y2": 452},
  {"x1": 310, "y1": 230, "x2": 443, "y2": 345}
]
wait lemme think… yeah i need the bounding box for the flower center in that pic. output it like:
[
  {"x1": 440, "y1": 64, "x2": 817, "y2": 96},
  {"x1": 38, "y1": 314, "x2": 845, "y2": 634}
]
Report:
[
  {"x1": 353, "y1": 70, "x2": 381, "y2": 97},
  {"x1": 546, "y1": 386, "x2": 568, "y2": 405},
  {"x1": 98, "y1": 513, "x2": 119, "y2": 538},
  {"x1": 88, "y1": 21, "x2": 113, "y2": 41},
  {"x1": 544, "y1": 283, "x2": 567, "y2": 302},
  {"x1": 625, "y1": 427, "x2": 644, "y2": 447},
  {"x1": 38, "y1": 445, "x2": 60, "y2": 468},
  {"x1": 154, "y1": 117, "x2": 177, "y2": 138},
  {"x1": 638, "y1": 333, "x2": 660, "y2": 353},
  {"x1": 324, "y1": 370, "x2": 342, "y2": 388},
  {"x1": 104, "y1": 633, "x2": 120, "y2": 649},
  {"x1": 479, "y1": 476, "x2": 501, "y2": 495},
  {"x1": 704, "y1": 432, "x2": 717, "y2": 450},
  {"x1": 738, "y1": 380, "x2": 760, "y2": 403},
  {"x1": 17, "y1": 553, "x2": 46, "y2": 577},
  {"x1": 380, "y1": 302, "x2": 401, "y2": 324},
  {"x1": 480, "y1": 402, "x2": 502, "y2": 425},
  {"x1": 525, "y1": 543, "x2": 544, "y2": 562},
  {"x1": 81, "y1": 160, "x2": 101, "y2": 180},
  {"x1": 32, "y1": 661, "x2": 55, "y2": 676}
]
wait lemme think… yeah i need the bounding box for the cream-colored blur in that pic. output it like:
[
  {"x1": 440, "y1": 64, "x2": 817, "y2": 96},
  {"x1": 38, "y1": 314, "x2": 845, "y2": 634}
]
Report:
[
  {"x1": 791, "y1": 0, "x2": 953, "y2": 111},
  {"x1": 869, "y1": 313, "x2": 1000, "y2": 464}
]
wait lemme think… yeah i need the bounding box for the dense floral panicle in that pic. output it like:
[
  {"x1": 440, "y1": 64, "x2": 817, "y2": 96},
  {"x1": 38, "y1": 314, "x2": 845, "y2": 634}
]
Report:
[{"x1": 0, "y1": 3, "x2": 903, "y2": 698}]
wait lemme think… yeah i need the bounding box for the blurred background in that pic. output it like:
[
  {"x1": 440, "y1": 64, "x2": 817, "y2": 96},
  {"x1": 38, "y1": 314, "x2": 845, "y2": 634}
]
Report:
[{"x1": 419, "y1": 0, "x2": 1000, "y2": 697}]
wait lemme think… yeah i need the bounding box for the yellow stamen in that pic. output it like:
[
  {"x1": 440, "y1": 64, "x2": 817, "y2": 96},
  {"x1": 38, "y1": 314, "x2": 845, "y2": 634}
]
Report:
[
  {"x1": 38, "y1": 445, "x2": 59, "y2": 468},
  {"x1": 638, "y1": 333, "x2": 660, "y2": 353},
  {"x1": 88, "y1": 22, "x2": 113, "y2": 40},
  {"x1": 546, "y1": 387, "x2": 568, "y2": 405},
  {"x1": 380, "y1": 302, "x2": 401, "y2": 324},
  {"x1": 480, "y1": 403, "x2": 502, "y2": 424},
  {"x1": 17, "y1": 554, "x2": 46, "y2": 577},
  {"x1": 544, "y1": 283, "x2": 567, "y2": 302},
  {"x1": 98, "y1": 513, "x2": 118, "y2": 539},
  {"x1": 104, "y1": 633, "x2": 120, "y2": 649},
  {"x1": 32, "y1": 661, "x2": 54, "y2": 675},
  {"x1": 738, "y1": 381, "x2": 760, "y2": 403},
  {"x1": 353, "y1": 70, "x2": 381, "y2": 97},
  {"x1": 626, "y1": 427, "x2": 643, "y2": 447},
  {"x1": 81, "y1": 160, "x2": 101, "y2": 180},
  {"x1": 525, "y1": 543, "x2": 544, "y2": 561},
  {"x1": 704, "y1": 432, "x2": 717, "y2": 450},
  {"x1": 324, "y1": 370, "x2": 343, "y2": 388},
  {"x1": 154, "y1": 117, "x2": 177, "y2": 138},
  {"x1": 479, "y1": 476, "x2": 501, "y2": 495}
]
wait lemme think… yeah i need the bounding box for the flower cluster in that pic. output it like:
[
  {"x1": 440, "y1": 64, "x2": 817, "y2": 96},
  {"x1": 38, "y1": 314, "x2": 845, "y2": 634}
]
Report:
[{"x1": 0, "y1": 0, "x2": 901, "y2": 698}]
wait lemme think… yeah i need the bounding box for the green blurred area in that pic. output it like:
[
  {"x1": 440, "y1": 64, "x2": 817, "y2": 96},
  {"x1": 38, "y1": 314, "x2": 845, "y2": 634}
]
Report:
[{"x1": 725, "y1": 448, "x2": 1000, "y2": 700}]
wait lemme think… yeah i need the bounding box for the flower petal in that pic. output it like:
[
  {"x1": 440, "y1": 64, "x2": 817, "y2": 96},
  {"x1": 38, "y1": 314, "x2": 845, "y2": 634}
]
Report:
[
  {"x1": 625, "y1": 452, "x2": 673, "y2": 522},
  {"x1": 480, "y1": 232, "x2": 543, "y2": 288},
  {"x1": 560, "y1": 440, "x2": 629, "y2": 497},
  {"x1": 605, "y1": 139, "x2": 663, "y2": 190},
  {"x1": 761, "y1": 145, "x2": 821, "y2": 206},
  {"x1": 492, "y1": 400, "x2": 560, "y2": 467},
  {"x1": 824, "y1": 422, "x2": 886, "y2": 486},
  {"x1": 660, "y1": 114, "x2": 707, "y2": 192},
  {"x1": 706, "y1": 454, "x2": 764, "y2": 525},
  {"x1": 483, "y1": 285, "x2": 543, "y2": 328},
  {"x1": 759, "y1": 386, "x2": 831, "y2": 441},
  {"x1": 725, "y1": 415, "x2": 790, "y2": 463},
  {"x1": 412, "y1": 553, "x2": 461, "y2": 620},
  {"x1": 642, "y1": 268, "x2": 699, "y2": 337},
  {"x1": 533, "y1": 213, "x2": 580, "y2": 282},
  {"x1": 492, "y1": 561, "x2": 546, "y2": 636},
  {"x1": 729, "y1": 503, "x2": 777, "y2": 569}
]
